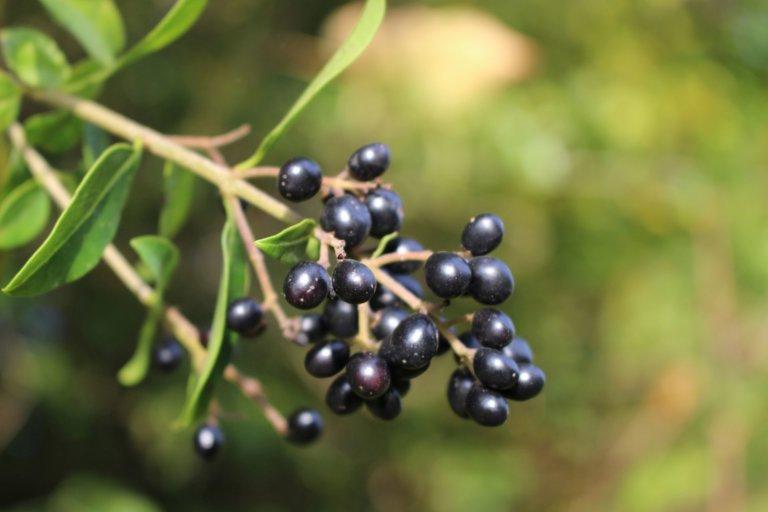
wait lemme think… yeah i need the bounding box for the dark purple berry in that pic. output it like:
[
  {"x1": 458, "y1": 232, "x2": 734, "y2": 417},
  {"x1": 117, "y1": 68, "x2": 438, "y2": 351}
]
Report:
[
  {"x1": 370, "y1": 273, "x2": 423, "y2": 311},
  {"x1": 372, "y1": 307, "x2": 409, "y2": 340},
  {"x1": 503, "y1": 364, "x2": 545, "y2": 401},
  {"x1": 296, "y1": 313, "x2": 327, "y2": 345},
  {"x1": 277, "y1": 157, "x2": 322, "y2": 202},
  {"x1": 465, "y1": 384, "x2": 508, "y2": 427},
  {"x1": 388, "y1": 360, "x2": 431, "y2": 380},
  {"x1": 326, "y1": 374, "x2": 363, "y2": 415},
  {"x1": 322, "y1": 298, "x2": 358, "y2": 338},
  {"x1": 384, "y1": 313, "x2": 439, "y2": 370},
  {"x1": 471, "y1": 308, "x2": 515, "y2": 349},
  {"x1": 226, "y1": 298, "x2": 264, "y2": 336},
  {"x1": 382, "y1": 237, "x2": 425, "y2": 274},
  {"x1": 462, "y1": 213, "x2": 504, "y2": 256},
  {"x1": 286, "y1": 407, "x2": 323, "y2": 445},
  {"x1": 304, "y1": 339, "x2": 350, "y2": 378},
  {"x1": 468, "y1": 257, "x2": 514, "y2": 305},
  {"x1": 348, "y1": 142, "x2": 390, "y2": 181},
  {"x1": 320, "y1": 195, "x2": 371, "y2": 248},
  {"x1": 332, "y1": 259, "x2": 376, "y2": 304},
  {"x1": 155, "y1": 337, "x2": 183, "y2": 372},
  {"x1": 392, "y1": 379, "x2": 411, "y2": 397},
  {"x1": 283, "y1": 261, "x2": 330, "y2": 310},
  {"x1": 473, "y1": 347, "x2": 519, "y2": 390},
  {"x1": 447, "y1": 368, "x2": 475, "y2": 418},
  {"x1": 502, "y1": 337, "x2": 534, "y2": 365},
  {"x1": 366, "y1": 388, "x2": 402, "y2": 420},
  {"x1": 194, "y1": 423, "x2": 224, "y2": 459},
  {"x1": 365, "y1": 188, "x2": 403, "y2": 238},
  {"x1": 346, "y1": 352, "x2": 391, "y2": 399},
  {"x1": 424, "y1": 252, "x2": 471, "y2": 299}
]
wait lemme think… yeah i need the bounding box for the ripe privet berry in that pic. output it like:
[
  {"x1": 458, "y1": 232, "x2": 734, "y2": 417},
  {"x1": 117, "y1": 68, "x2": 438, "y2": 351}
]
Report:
[
  {"x1": 370, "y1": 273, "x2": 423, "y2": 311},
  {"x1": 348, "y1": 142, "x2": 390, "y2": 181},
  {"x1": 503, "y1": 337, "x2": 534, "y2": 365},
  {"x1": 387, "y1": 359, "x2": 430, "y2": 380},
  {"x1": 322, "y1": 298, "x2": 358, "y2": 338},
  {"x1": 296, "y1": 313, "x2": 327, "y2": 345},
  {"x1": 386, "y1": 313, "x2": 439, "y2": 370},
  {"x1": 503, "y1": 364, "x2": 545, "y2": 401},
  {"x1": 332, "y1": 259, "x2": 377, "y2": 304},
  {"x1": 365, "y1": 188, "x2": 403, "y2": 238},
  {"x1": 372, "y1": 307, "x2": 409, "y2": 340},
  {"x1": 283, "y1": 261, "x2": 330, "y2": 310},
  {"x1": 465, "y1": 384, "x2": 509, "y2": 427},
  {"x1": 473, "y1": 347, "x2": 519, "y2": 390},
  {"x1": 194, "y1": 423, "x2": 224, "y2": 460},
  {"x1": 326, "y1": 374, "x2": 363, "y2": 415},
  {"x1": 382, "y1": 237, "x2": 425, "y2": 274},
  {"x1": 320, "y1": 195, "x2": 372, "y2": 248},
  {"x1": 424, "y1": 252, "x2": 472, "y2": 299},
  {"x1": 471, "y1": 308, "x2": 515, "y2": 349},
  {"x1": 366, "y1": 388, "x2": 402, "y2": 420},
  {"x1": 286, "y1": 407, "x2": 323, "y2": 445},
  {"x1": 392, "y1": 379, "x2": 411, "y2": 397},
  {"x1": 346, "y1": 352, "x2": 391, "y2": 399},
  {"x1": 226, "y1": 297, "x2": 264, "y2": 336},
  {"x1": 468, "y1": 257, "x2": 514, "y2": 305},
  {"x1": 277, "y1": 157, "x2": 322, "y2": 202},
  {"x1": 155, "y1": 337, "x2": 183, "y2": 372},
  {"x1": 447, "y1": 368, "x2": 475, "y2": 418},
  {"x1": 304, "y1": 339, "x2": 350, "y2": 378},
  {"x1": 462, "y1": 213, "x2": 504, "y2": 256}
]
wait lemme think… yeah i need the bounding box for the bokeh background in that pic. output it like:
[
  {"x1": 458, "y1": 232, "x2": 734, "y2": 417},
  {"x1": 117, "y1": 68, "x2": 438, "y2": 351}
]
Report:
[{"x1": 2, "y1": 0, "x2": 768, "y2": 510}]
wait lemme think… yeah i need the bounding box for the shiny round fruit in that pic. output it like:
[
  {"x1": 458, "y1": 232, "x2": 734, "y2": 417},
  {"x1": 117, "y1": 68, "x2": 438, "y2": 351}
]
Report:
[
  {"x1": 155, "y1": 338, "x2": 183, "y2": 372},
  {"x1": 332, "y1": 259, "x2": 376, "y2": 304},
  {"x1": 385, "y1": 313, "x2": 439, "y2": 370},
  {"x1": 322, "y1": 298, "x2": 358, "y2": 338},
  {"x1": 502, "y1": 337, "x2": 534, "y2": 365},
  {"x1": 320, "y1": 195, "x2": 372, "y2": 248},
  {"x1": 465, "y1": 384, "x2": 509, "y2": 427},
  {"x1": 283, "y1": 262, "x2": 330, "y2": 310},
  {"x1": 382, "y1": 237, "x2": 425, "y2": 274},
  {"x1": 462, "y1": 213, "x2": 504, "y2": 256},
  {"x1": 194, "y1": 423, "x2": 224, "y2": 460},
  {"x1": 468, "y1": 257, "x2": 514, "y2": 305},
  {"x1": 471, "y1": 308, "x2": 515, "y2": 349},
  {"x1": 226, "y1": 297, "x2": 264, "y2": 336},
  {"x1": 304, "y1": 339, "x2": 350, "y2": 378},
  {"x1": 424, "y1": 252, "x2": 471, "y2": 299},
  {"x1": 296, "y1": 313, "x2": 327, "y2": 345},
  {"x1": 365, "y1": 188, "x2": 403, "y2": 238},
  {"x1": 277, "y1": 157, "x2": 322, "y2": 202},
  {"x1": 503, "y1": 364, "x2": 545, "y2": 401},
  {"x1": 366, "y1": 388, "x2": 402, "y2": 420},
  {"x1": 348, "y1": 142, "x2": 390, "y2": 181},
  {"x1": 346, "y1": 352, "x2": 391, "y2": 399},
  {"x1": 372, "y1": 307, "x2": 409, "y2": 340},
  {"x1": 447, "y1": 368, "x2": 475, "y2": 418},
  {"x1": 286, "y1": 407, "x2": 323, "y2": 445},
  {"x1": 325, "y1": 374, "x2": 363, "y2": 415},
  {"x1": 473, "y1": 347, "x2": 519, "y2": 390}
]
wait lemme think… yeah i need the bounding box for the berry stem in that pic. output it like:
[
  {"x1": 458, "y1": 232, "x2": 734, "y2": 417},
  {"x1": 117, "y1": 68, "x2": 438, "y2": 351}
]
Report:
[
  {"x1": 237, "y1": 166, "x2": 382, "y2": 192},
  {"x1": 355, "y1": 303, "x2": 378, "y2": 352},
  {"x1": 364, "y1": 250, "x2": 433, "y2": 267},
  {"x1": 168, "y1": 124, "x2": 252, "y2": 149}
]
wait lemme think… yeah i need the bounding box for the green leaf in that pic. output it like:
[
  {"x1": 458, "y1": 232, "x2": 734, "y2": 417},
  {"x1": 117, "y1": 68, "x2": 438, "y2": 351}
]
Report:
[
  {"x1": 24, "y1": 111, "x2": 83, "y2": 154},
  {"x1": 237, "y1": 0, "x2": 386, "y2": 169},
  {"x1": 0, "y1": 71, "x2": 22, "y2": 132},
  {"x1": 120, "y1": 0, "x2": 208, "y2": 67},
  {"x1": 64, "y1": 59, "x2": 108, "y2": 98},
  {"x1": 3, "y1": 143, "x2": 141, "y2": 296},
  {"x1": 0, "y1": 180, "x2": 51, "y2": 249},
  {"x1": 38, "y1": 0, "x2": 126, "y2": 66},
  {"x1": 0, "y1": 27, "x2": 71, "y2": 88},
  {"x1": 82, "y1": 123, "x2": 111, "y2": 170},
  {"x1": 158, "y1": 161, "x2": 196, "y2": 238},
  {"x1": 177, "y1": 220, "x2": 249, "y2": 426},
  {"x1": 371, "y1": 231, "x2": 398, "y2": 259},
  {"x1": 117, "y1": 236, "x2": 179, "y2": 387},
  {"x1": 254, "y1": 218, "x2": 320, "y2": 265}
]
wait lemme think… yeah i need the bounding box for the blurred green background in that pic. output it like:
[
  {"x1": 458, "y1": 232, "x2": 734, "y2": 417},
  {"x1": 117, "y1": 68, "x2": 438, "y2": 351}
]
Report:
[{"x1": 2, "y1": 0, "x2": 768, "y2": 510}]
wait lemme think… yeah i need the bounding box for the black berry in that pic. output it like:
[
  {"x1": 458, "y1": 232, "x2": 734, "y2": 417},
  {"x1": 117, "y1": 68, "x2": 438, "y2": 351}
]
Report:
[
  {"x1": 304, "y1": 339, "x2": 350, "y2": 378},
  {"x1": 447, "y1": 368, "x2": 475, "y2": 418},
  {"x1": 370, "y1": 273, "x2": 423, "y2": 311},
  {"x1": 503, "y1": 364, "x2": 545, "y2": 401},
  {"x1": 502, "y1": 337, "x2": 534, "y2": 365},
  {"x1": 473, "y1": 347, "x2": 519, "y2": 390},
  {"x1": 296, "y1": 313, "x2": 327, "y2": 345},
  {"x1": 366, "y1": 388, "x2": 402, "y2": 420},
  {"x1": 326, "y1": 374, "x2": 363, "y2": 415},
  {"x1": 392, "y1": 379, "x2": 411, "y2": 397},
  {"x1": 471, "y1": 308, "x2": 515, "y2": 349},
  {"x1": 283, "y1": 261, "x2": 330, "y2": 310},
  {"x1": 372, "y1": 307, "x2": 409, "y2": 340},
  {"x1": 322, "y1": 298, "x2": 358, "y2": 338},
  {"x1": 468, "y1": 257, "x2": 514, "y2": 305},
  {"x1": 332, "y1": 259, "x2": 376, "y2": 304},
  {"x1": 226, "y1": 297, "x2": 264, "y2": 336},
  {"x1": 382, "y1": 237, "x2": 425, "y2": 274},
  {"x1": 345, "y1": 352, "x2": 391, "y2": 399},
  {"x1": 424, "y1": 252, "x2": 471, "y2": 298},
  {"x1": 383, "y1": 313, "x2": 439, "y2": 370},
  {"x1": 286, "y1": 407, "x2": 323, "y2": 445},
  {"x1": 462, "y1": 213, "x2": 504, "y2": 256},
  {"x1": 320, "y1": 194, "x2": 371, "y2": 248},
  {"x1": 348, "y1": 142, "x2": 390, "y2": 181},
  {"x1": 277, "y1": 157, "x2": 322, "y2": 202},
  {"x1": 388, "y1": 361, "x2": 431, "y2": 381},
  {"x1": 155, "y1": 337, "x2": 183, "y2": 372},
  {"x1": 365, "y1": 188, "x2": 403, "y2": 238},
  {"x1": 194, "y1": 423, "x2": 224, "y2": 459},
  {"x1": 465, "y1": 384, "x2": 509, "y2": 427}
]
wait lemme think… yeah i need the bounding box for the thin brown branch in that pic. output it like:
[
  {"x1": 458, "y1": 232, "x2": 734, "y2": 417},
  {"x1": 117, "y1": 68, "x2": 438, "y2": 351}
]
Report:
[
  {"x1": 355, "y1": 303, "x2": 378, "y2": 351},
  {"x1": 168, "y1": 124, "x2": 251, "y2": 149},
  {"x1": 238, "y1": 166, "x2": 385, "y2": 192},
  {"x1": 365, "y1": 250, "x2": 433, "y2": 267}
]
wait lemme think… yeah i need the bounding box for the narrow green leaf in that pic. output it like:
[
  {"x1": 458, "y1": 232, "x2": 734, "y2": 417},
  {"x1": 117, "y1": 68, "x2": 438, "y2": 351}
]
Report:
[
  {"x1": 3, "y1": 143, "x2": 141, "y2": 296},
  {"x1": 237, "y1": 0, "x2": 386, "y2": 169},
  {"x1": 0, "y1": 27, "x2": 71, "y2": 88},
  {"x1": 38, "y1": 0, "x2": 126, "y2": 66},
  {"x1": 371, "y1": 231, "x2": 398, "y2": 259},
  {"x1": 0, "y1": 180, "x2": 51, "y2": 249},
  {"x1": 158, "y1": 161, "x2": 196, "y2": 238},
  {"x1": 120, "y1": 0, "x2": 208, "y2": 67},
  {"x1": 254, "y1": 218, "x2": 320, "y2": 265},
  {"x1": 0, "y1": 71, "x2": 22, "y2": 132},
  {"x1": 117, "y1": 236, "x2": 179, "y2": 387},
  {"x1": 63, "y1": 59, "x2": 107, "y2": 98},
  {"x1": 82, "y1": 123, "x2": 111, "y2": 169},
  {"x1": 24, "y1": 111, "x2": 83, "y2": 154}
]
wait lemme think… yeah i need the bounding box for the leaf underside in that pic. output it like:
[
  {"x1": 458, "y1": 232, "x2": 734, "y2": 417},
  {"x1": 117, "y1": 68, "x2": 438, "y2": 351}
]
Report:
[{"x1": 254, "y1": 218, "x2": 320, "y2": 265}]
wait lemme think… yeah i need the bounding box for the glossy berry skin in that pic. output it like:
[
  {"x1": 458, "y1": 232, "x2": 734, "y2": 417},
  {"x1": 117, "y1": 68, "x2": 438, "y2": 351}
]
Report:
[
  {"x1": 326, "y1": 374, "x2": 363, "y2": 415},
  {"x1": 366, "y1": 388, "x2": 402, "y2": 420},
  {"x1": 424, "y1": 252, "x2": 472, "y2": 299},
  {"x1": 392, "y1": 379, "x2": 411, "y2": 397},
  {"x1": 386, "y1": 314, "x2": 439, "y2": 370},
  {"x1": 226, "y1": 298, "x2": 264, "y2": 336},
  {"x1": 304, "y1": 339, "x2": 350, "y2": 378},
  {"x1": 473, "y1": 347, "x2": 519, "y2": 390},
  {"x1": 346, "y1": 352, "x2": 391, "y2": 399},
  {"x1": 389, "y1": 360, "x2": 431, "y2": 381},
  {"x1": 468, "y1": 257, "x2": 514, "y2": 305},
  {"x1": 370, "y1": 273, "x2": 423, "y2": 311},
  {"x1": 296, "y1": 313, "x2": 327, "y2": 345},
  {"x1": 447, "y1": 368, "x2": 475, "y2": 418},
  {"x1": 348, "y1": 142, "x2": 390, "y2": 181},
  {"x1": 365, "y1": 188, "x2": 403, "y2": 238},
  {"x1": 466, "y1": 384, "x2": 509, "y2": 427},
  {"x1": 462, "y1": 213, "x2": 504, "y2": 256},
  {"x1": 286, "y1": 407, "x2": 323, "y2": 445},
  {"x1": 372, "y1": 307, "x2": 409, "y2": 340},
  {"x1": 155, "y1": 338, "x2": 183, "y2": 372},
  {"x1": 332, "y1": 260, "x2": 376, "y2": 304},
  {"x1": 382, "y1": 237, "x2": 425, "y2": 274},
  {"x1": 471, "y1": 308, "x2": 515, "y2": 349},
  {"x1": 194, "y1": 423, "x2": 224, "y2": 460},
  {"x1": 278, "y1": 157, "x2": 322, "y2": 202},
  {"x1": 322, "y1": 298, "x2": 358, "y2": 338},
  {"x1": 503, "y1": 364, "x2": 545, "y2": 401},
  {"x1": 283, "y1": 262, "x2": 330, "y2": 310},
  {"x1": 320, "y1": 195, "x2": 372, "y2": 248},
  {"x1": 503, "y1": 337, "x2": 534, "y2": 365}
]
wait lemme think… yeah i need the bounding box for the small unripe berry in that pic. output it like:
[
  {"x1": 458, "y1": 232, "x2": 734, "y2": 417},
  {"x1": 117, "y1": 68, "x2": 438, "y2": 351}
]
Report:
[
  {"x1": 283, "y1": 262, "x2": 330, "y2": 310},
  {"x1": 366, "y1": 388, "x2": 402, "y2": 420},
  {"x1": 155, "y1": 337, "x2": 183, "y2": 372},
  {"x1": 322, "y1": 298, "x2": 358, "y2": 338},
  {"x1": 226, "y1": 297, "x2": 264, "y2": 336},
  {"x1": 346, "y1": 352, "x2": 391, "y2": 399},
  {"x1": 277, "y1": 157, "x2": 322, "y2": 202},
  {"x1": 365, "y1": 188, "x2": 403, "y2": 238},
  {"x1": 502, "y1": 337, "x2": 534, "y2": 365},
  {"x1": 286, "y1": 407, "x2": 323, "y2": 445},
  {"x1": 465, "y1": 384, "x2": 509, "y2": 427},
  {"x1": 382, "y1": 237, "x2": 425, "y2": 274},
  {"x1": 503, "y1": 364, "x2": 545, "y2": 401},
  {"x1": 194, "y1": 423, "x2": 224, "y2": 460},
  {"x1": 447, "y1": 368, "x2": 475, "y2": 418},
  {"x1": 471, "y1": 308, "x2": 515, "y2": 349},
  {"x1": 473, "y1": 347, "x2": 519, "y2": 390},
  {"x1": 348, "y1": 142, "x2": 390, "y2": 181},
  {"x1": 320, "y1": 195, "x2": 371, "y2": 248},
  {"x1": 304, "y1": 339, "x2": 350, "y2": 378},
  {"x1": 424, "y1": 252, "x2": 471, "y2": 298},
  {"x1": 462, "y1": 213, "x2": 504, "y2": 256},
  {"x1": 296, "y1": 313, "x2": 327, "y2": 345},
  {"x1": 326, "y1": 374, "x2": 363, "y2": 415},
  {"x1": 332, "y1": 259, "x2": 376, "y2": 304},
  {"x1": 468, "y1": 257, "x2": 514, "y2": 305}
]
